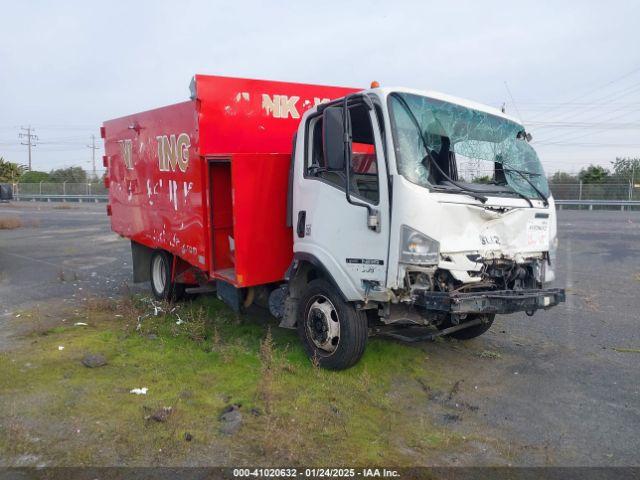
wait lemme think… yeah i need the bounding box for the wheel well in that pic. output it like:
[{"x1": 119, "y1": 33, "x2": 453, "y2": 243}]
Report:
[
  {"x1": 279, "y1": 258, "x2": 345, "y2": 329},
  {"x1": 288, "y1": 261, "x2": 321, "y2": 299}
]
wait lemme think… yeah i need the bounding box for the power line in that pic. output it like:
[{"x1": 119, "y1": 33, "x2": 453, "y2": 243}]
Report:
[
  {"x1": 527, "y1": 64, "x2": 640, "y2": 121},
  {"x1": 503, "y1": 81, "x2": 524, "y2": 123},
  {"x1": 527, "y1": 121, "x2": 640, "y2": 129},
  {"x1": 535, "y1": 107, "x2": 640, "y2": 145},
  {"x1": 538, "y1": 82, "x2": 640, "y2": 126}
]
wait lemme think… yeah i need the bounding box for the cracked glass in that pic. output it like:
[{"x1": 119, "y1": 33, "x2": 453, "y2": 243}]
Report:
[{"x1": 389, "y1": 92, "x2": 550, "y2": 199}]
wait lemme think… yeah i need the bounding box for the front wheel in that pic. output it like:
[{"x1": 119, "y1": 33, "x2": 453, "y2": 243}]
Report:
[
  {"x1": 297, "y1": 279, "x2": 368, "y2": 370},
  {"x1": 149, "y1": 250, "x2": 186, "y2": 302},
  {"x1": 439, "y1": 313, "x2": 495, "y2": 340}
]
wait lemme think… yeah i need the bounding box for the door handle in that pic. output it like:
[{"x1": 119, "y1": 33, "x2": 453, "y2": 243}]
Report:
[{"x1": 296, "y1": 211, "x2": 306, "y2": 238}]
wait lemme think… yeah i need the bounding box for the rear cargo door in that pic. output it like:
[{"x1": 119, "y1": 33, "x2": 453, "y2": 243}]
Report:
[{"x1": 293, "y1": 102, "x2": 390, "y2": 301}]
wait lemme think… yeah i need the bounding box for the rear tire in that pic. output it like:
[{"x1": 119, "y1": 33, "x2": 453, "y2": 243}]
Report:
[
  {"x1": 440, "y1": 314, "x2": 495, "y2": 340},
  {"x1": 149, "y1": 250, "x2": 186, "y2": 302},
  {"x1": 297, "y1": 279, "x2": 367, "y2": 370}
]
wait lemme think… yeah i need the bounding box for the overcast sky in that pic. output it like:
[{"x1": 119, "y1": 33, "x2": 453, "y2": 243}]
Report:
[{"x1": 1, "y1": 0, "x2": 639, "y2": 177}]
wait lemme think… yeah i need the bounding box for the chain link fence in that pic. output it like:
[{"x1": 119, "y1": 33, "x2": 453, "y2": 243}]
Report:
[
  {"x1": 12, "y1": 182, "x2": 108, "y2": 197},
  {"x1": 549, "y1": 183, "x2": 639, "y2": 201},
  {"x1": 11, "y1": 182, "x2": 108, "y2": 202}
]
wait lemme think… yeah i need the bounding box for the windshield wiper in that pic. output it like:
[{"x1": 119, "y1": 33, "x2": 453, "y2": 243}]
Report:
[
  {"x1": 502, "y1": 167, "x2": 548, "y2": 206},
  {"x1": 391, "y1": 93, "x2": 488, "y2": 204}
]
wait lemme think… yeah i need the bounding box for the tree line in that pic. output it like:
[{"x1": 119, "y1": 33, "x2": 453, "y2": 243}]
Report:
[
  {"x1": 549, "y1": 157, "x2": 640, "y2": 185},
  {"x1": 2, "y1": 155, "x2": 639, "y2": 186},
  {"x1": 0, "y1": 157, "x2": 93, "y2": 183}
]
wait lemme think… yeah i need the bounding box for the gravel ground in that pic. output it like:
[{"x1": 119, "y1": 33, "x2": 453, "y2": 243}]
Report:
[{"x1": 0, "y1": 201, "x2": 639, "y2": 466}]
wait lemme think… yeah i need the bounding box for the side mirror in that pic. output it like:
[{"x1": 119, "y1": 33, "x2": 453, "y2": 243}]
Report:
[{"x1": 323, "y1": 106, "x2": 350, "y2": 170}]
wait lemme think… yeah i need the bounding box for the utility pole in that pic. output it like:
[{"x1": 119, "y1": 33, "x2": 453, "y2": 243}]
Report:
[
  {"x1": 631, "y1": 162, "x2": 636, "y2": 201},
  {"x1": 87, "y1": 134, "x2": 99, "y2": 180},
  {"x1": 18, "y1": 126, "x2": 38, "y2": 171}
]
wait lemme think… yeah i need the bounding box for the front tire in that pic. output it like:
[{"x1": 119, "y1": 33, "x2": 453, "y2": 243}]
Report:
[
  {"x1": 149, "y1": 250, "x2": 186, "y2": 302},
  {"x1": 297, "y1": 279, "x2": 367, "y2": 370}
]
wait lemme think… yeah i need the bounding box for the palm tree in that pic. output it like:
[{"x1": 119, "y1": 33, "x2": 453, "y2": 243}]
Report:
[{"x1": 0, "y1": 157, "x2": 26, "y2": 182}]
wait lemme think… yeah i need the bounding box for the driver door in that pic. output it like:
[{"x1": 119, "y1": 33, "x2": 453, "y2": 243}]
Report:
[{"x1": 292, "y1": 100, "x2": 390, "y2": 301}]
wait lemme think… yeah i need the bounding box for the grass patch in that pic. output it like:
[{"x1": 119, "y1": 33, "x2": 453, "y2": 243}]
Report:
[
  {"x1": 0, "y1": 295, "x2": 467, "y2": 466},
  {"x1": 612, "y1": 347, "x2": 640, "y2": 354},
  {"x1": 0, "y1": 216, "x2": 22, "y2": 229}
]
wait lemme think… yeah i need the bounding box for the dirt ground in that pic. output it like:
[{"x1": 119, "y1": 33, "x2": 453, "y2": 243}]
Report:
[{"x1": 1, "y1": 202, "x2": 639, "y2": 466}]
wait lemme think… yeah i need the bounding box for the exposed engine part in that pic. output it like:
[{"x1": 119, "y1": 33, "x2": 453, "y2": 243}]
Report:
[
  {"x1": 432, "y1": 258, "x2": 544, "y2": 294},
  {"x1": 406, "y1": 270, "x2": 433, "y2": 291}
]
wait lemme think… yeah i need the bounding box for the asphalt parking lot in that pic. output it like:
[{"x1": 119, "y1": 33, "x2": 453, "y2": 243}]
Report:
[{"x1": 0, "y1": 201, "x2": 639, "y2": 466}]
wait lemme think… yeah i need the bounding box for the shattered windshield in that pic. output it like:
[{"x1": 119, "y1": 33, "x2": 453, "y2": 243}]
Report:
[{"x1": 388, "y1": 92, "x2": 550, "y2": 199}]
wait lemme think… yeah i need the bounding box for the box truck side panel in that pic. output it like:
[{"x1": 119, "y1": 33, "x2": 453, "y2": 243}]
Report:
[
  {"x1": 194, "y1": 74, "x2": 359, "y2": 156},
  {"x1": 103, "y1": 101, "x2": 209, "y2": 272}
]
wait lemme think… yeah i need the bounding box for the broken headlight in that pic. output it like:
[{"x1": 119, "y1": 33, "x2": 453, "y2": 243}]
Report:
[{"x1": 400, "y1": 225, "x2": 439, "y2": 265}]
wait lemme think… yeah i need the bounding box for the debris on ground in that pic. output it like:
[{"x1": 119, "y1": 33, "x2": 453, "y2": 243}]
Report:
[
  {"x1": 184, "y1": 432, "x2": 193, "y2": 442},
  {"x1": 146, "y1": 406, "x2": 173, "y2": 422},
  {"x1": 130, "y1": 387, "x2": 148, "y2": 395},
  {"x1": 58, "y1": 346, "x2": 64, "y2": 351},
  {"x1": 219, "y1": 404, "x2": 243, "y2": 435},
  {"x1": 443, "y1": 413, "x2": 461, "y2": 423},
  {"x1": 81, "y1": 353, "x2": 107, "y2": 368},
  {"x1": 448, "y1": 380, "x2": 462, "y2": 400},
  {"x1": 136, "y1": 298, "x2": 188, "y2": 331},
  {"x1": 74, "y1": 322, "x2": 88, "y2": 326}
]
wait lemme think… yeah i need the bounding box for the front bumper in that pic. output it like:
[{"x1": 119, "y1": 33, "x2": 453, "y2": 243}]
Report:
[{"x1": 414, "y1": 288, "x2": 565, "y2": 315}]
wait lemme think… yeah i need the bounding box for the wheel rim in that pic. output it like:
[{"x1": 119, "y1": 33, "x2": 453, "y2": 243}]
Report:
[
  {"x1": 152, "y1": 255, "x2": 166, "y2": 293},
  {"x1": 305, "y1": 294, "x2": 340, "y2": 355}
]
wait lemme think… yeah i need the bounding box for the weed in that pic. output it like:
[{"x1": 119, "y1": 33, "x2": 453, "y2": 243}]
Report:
[
  {"x1": 259, "y1": 327, "x2": 275, "y2": 414},
  {"x1": 85, "y1": 296, "x2": 119, "y2": 313},
  {"x1": 58, "y1": 270, "x2": 80, "y2": 282},
  {"x1": 612, "y1": 347, "x2": 640, "y2": 354},
  {"x1": 180, "y1": 307, "x2": 207, "y2": 343},
  {"x1": 211, "y1": 326, "x2": 222, "y2": 350},
  {"x1": 477, "y1": 350, "x2": 502, "y2": 360}
]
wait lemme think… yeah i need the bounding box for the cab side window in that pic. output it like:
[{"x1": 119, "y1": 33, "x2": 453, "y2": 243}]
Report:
[{"x1": 306, "y1": 104, "x2": 380, "y2": 204}]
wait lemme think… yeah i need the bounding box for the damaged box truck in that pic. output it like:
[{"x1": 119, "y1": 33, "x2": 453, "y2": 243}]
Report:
[{"x1": 102, "y1": 75, "x2": 565, "y2": 369}]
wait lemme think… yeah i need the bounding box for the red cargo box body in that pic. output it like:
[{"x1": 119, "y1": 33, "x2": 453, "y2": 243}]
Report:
[{"x1": 103, "y1": 75, "x2": 358, "y2": 288}]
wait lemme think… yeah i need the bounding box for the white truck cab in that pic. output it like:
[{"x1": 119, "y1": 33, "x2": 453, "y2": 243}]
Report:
[{"x1": 281, "y1": 86, "x2": 564, "y2": 369}]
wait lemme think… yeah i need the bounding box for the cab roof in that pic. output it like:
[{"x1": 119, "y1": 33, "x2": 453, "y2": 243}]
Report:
[{"x1": 368, "y1": 86, "x2": 523, "y2": 126}]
